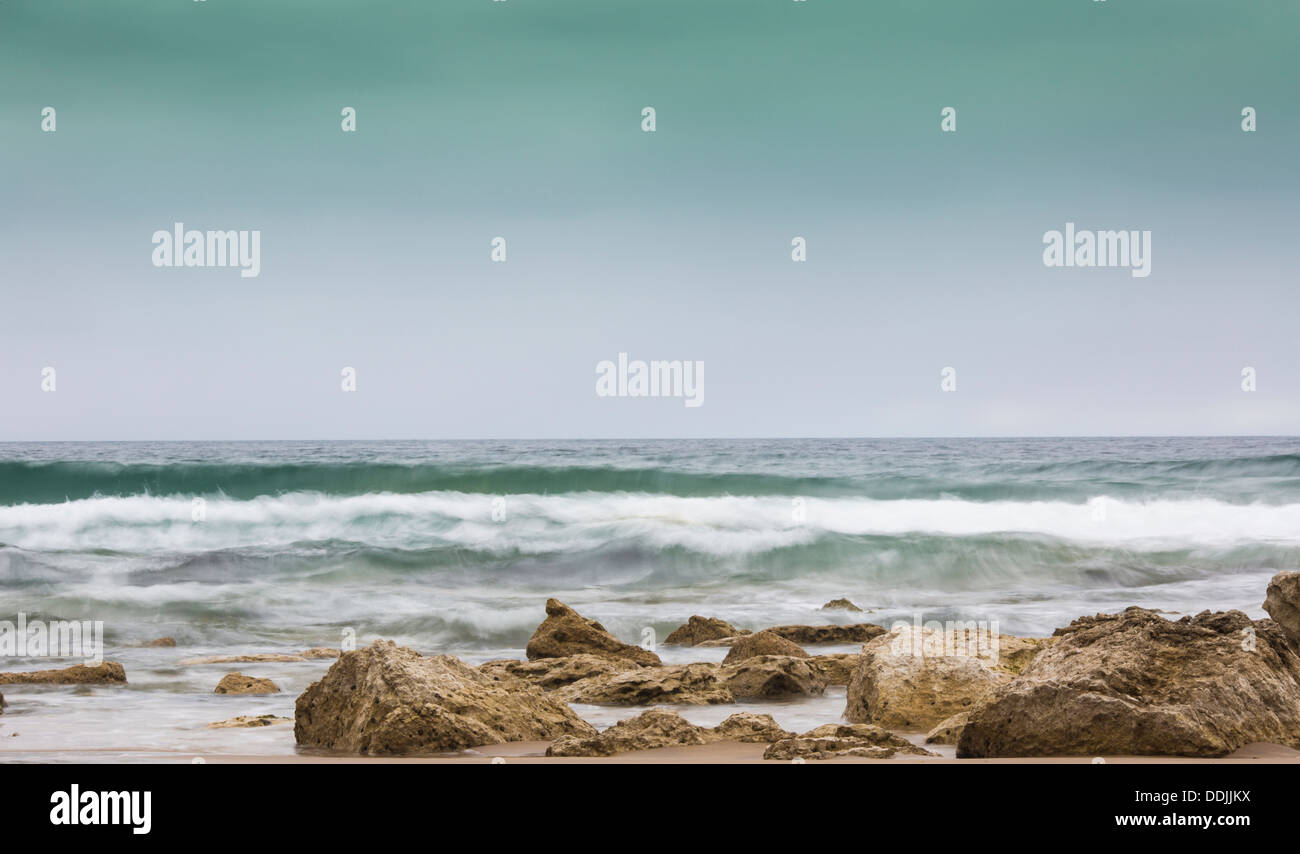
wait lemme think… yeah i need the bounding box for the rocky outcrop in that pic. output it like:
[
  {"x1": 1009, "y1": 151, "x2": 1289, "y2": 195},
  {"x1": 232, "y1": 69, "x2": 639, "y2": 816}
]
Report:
[
  {"x1": 301, "y1": 647, "x2": 341, "y2": 659},
  {"x1": 559, "y1": 663, "x2": 733, "y2": 705},
  {"x1": 806, "y1": 653, "x2": 858, "y2": 686},
  {"x1": 765, "y1": 624, "x2": 887, "y2": 645},
  {"x1": 1264, "y1": 571, "x2": 1300, "y2": 647},
  {"x1": 0, "y1": 662, "x2": 126, "y2": 685},
  {"x1": 662, "y1": 616, "x2": 749, "y2": 646},
  {"x1": 719, "y1": 655, "x2": 826, "y2": 698},
  {"x1": 208, "y1": 715, "x2": 292, "y2": 728},
  {"x1": 295, "y1": 640, "x2": 594, "y2": 754},
  {"x1": 714, "y1": 713, "x2": 793, "y2": 743},
  {"x1": 764, "y1": 724, "x2": 936, "y2": 760},
  {"x1": 547, "y1": 709, "x2": 711, "y2": 757},
  {"x1": 525, "y1": 599, "x2": 661, "y2": 666},
  {"x1": 479, "y1": 654, "x2": 641, "y2": 691},
  {"x1": 214, "y1": 673, "x2": 280, "y2": 694},
  {"x1": 958, "y1": 607, "x2": 1300, "y2": 757},
  {"x1": 924, "y1": 711, "x2": 970, "y2": 745},
  {"x1": 822, "y1": 598, "x2": 863, "y2": 612},
  {"x1": 721, "y1": 630, "x2": 808, "y2": 664}
]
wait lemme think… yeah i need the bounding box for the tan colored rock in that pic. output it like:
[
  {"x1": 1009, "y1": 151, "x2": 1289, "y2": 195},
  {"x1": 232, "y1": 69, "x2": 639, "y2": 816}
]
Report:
[
  {"x1": 525, "y1": 599, "x2": 661, "y2": 666},
  {"x1": 714, "y1": 712, "x2": 793, "y2": 743},
  {"x1": 662, "y1": 616, "x2": 749, "y2": 646},
  {"x1": 924, "y1": 711, "x2": 971, "y2": 745},
  {"x1": 958, "y1": 607, "x2": 1300, "y2": 758},
  {"x1": 1264, "y1": 570, "x2": 1300, "y2": 647},
  {"x1": 208, "y1": 715, "x2": 292, "y2": 728},
  {"x1": 183, "y1": 653, "x2": 306, "y2": 665},
  {"x1": 806, "y1": 653, "x2": 858, "y2": 686},
  {"x1": 822, "y1": 598, "x2": 863, "y2": 612},
  {"x1": 547, "y1": 709, "x2": 711, "y2": 757},
  {"x1": 0, "y1": 662, "x2": 126, "y2": 685},
  {"x1": 479, "y1": 654, "x2": 641, "y2": 691},
  {"x1": 722, "y1": 630, "x2": 809, "y2": 664},
  {"x1": 295, "y1": 640, "x2": 594, "y2": 754},
  {"x1": 558, "y1": 663, "x2": 733, "y2": 705},
  {"x1": 301, "y1": 647, "x2": 341, "y2": 659},
  {"x1": 141, "y1": 637, "x2": 176, "y2": 648},
  {"x1": 764, "y1": 624, "x2": 887, "y2": 645},
  {"x1": 719, "y1": 655, "x2": 826, "y2": 698},
  {"x1": 764, "y1": 723, "x2": 936, "y2": 760},
  {"x1": 215, "y1": 673, "x2": 280, "y2": 694}
]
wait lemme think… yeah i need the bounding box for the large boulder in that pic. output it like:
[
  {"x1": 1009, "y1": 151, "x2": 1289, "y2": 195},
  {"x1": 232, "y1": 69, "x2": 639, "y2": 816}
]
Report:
[
  {"x1": 806, "y1": 653, "x2": 858, "y2": 686},
  {"x1": 764, "y1": 724, "x2": 936, "y2": 761},
  {"x1": 559, "y1": 663, "x2": 733, "y2": 705},
  {"x1": 722, "y1": 630, "x2": 808, "y2": 664},
  {"x1": 214, "y1": 673, "x2": 280, "y2": 695},
  {"x1": 662, "y1": 616, "x2": 749, "y2": 646},
  {"x1": 958, "y1": 608, "x2": 1300, "y2": 758},
  {"x1": 0, "y1": 662, "x2": 126, "y2": 685},
  {"x1": 764, "y1": 624, "x2": 886, "y2": 645},
  {"x1": 525, "y1": 599, "x2": 661, "y2": 666},
  {"x1": 478, "y1": 655, "x2": 641, "y2": 690},
  {"x1": 719, "y1": 655, "x2": 826, "y2": 698},
  {"x1": 295, "y1": 640, "x2": 595, "y2": 754},
  {"x1": 1264, "y1": 571, "x2": 1300, "y2": 647},
  {"x1": 547, "y1": 709, "x2": 711, "y2": 757}
]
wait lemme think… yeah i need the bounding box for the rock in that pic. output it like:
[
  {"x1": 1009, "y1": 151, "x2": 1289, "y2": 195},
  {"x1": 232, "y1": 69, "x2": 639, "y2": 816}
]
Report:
[
  {"x1": 925, "y1": 711, "x2": 971, "y2": 745},
  {"x1": 301, "y1": 647, "x2": 341, "y2": 659},
  {"x1": 764, "y1": 724, "x2": 936, "y2": 760},
  {"x1": 764, "y1": 624, "x2": 887, "y2": 645},
  {"x1": 547, "y1": 709, "x2": 712, "y2": 757},
  {"x1": 958, "y1": 607, "x2": 1300, "y2": 758},
  {"x1": 722, "y1": 630, "x2": 809, "y2": 664},
  {"x1": 214, "y1": 673, "x2": 281, "y2": 695},
  {"x1": 0, "y1": 662, "x2": 126, "y2": 685},
  {"x1": 719, "y1": 655, "x2": 826, "y2": 698},
  {"x1": 662, "y1": 616, "x2": 749, "y2": 646},
  {"x1": 183, "y1": 653, "x2": 306, "y2": 665},
  {"x1": 208, "y1": 715, "x2": 292, "y2": 728},
  {"x1": 0, "y1": 692, "x2": 5, "y2": 710},
  {"x1": 996, "y1": 636, "x2": 1054, "y2": 675},
  {"x1": 822, "y1": 598, "x2": 863, "y2": 612},
  {"x1": 806, "y1": 653, "x2": 858, "y2": 686},
  {"x1": 1263, "y1": 570, "x2": 1300, "y2": 647},
  {"x1": 845, "y1": 625, "x2": 1014, "y2": 731},
  {"x1": 559, "y1": 663, "x2": 733, "y2": 705},
  {"x1": 714, "y1": 713, "x2": 793, "y2": 743},
  {"x1": 294, "y1": 640, "x2": 594, "y2": 754},
  {"x1": 525, "y1": 599, "x2": 661, "y2": 666},
  {"x1": 141, "y1": 637, "x2": 176, "y2": 648},
  {"x1": 479, "y1": 655, "x2": 641, "y2": 691}
]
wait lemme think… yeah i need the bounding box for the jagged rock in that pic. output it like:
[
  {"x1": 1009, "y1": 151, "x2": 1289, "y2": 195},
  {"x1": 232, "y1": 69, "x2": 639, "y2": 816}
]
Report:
[
  {"x1": 525, "y1": 599, "x2": 661, "y2": 666},
  {"x1": 662, "y1": 616, "x2": 749, "y2": 646},
  {"x1": 722, "y1": 630, "x2": 809, "y2": 664},
  {"x1": 764, "y1": 624, "x2": 887, "y2": 645},
  {"x1": 806, "y1": 653, "x2": 858, "y2": 686},
  {"x1": 714, "y1": 713, "x2": 793, "y2": 743},
  {"x1": 846, "y1": 625, "x2": 1017, "y2": 730},
  {"x1": 214, "y1": 673, "x2": 280, "y2": 695},
  {"x1": 547, "y1": 709, "x2": 712, "y2": 757},
  {"x1": 764, "y1": 723, "x2": 937, "y2": 760},
  {"x1": 295, "y1": 640, "x2": 594, "y2": 754},
  {"x1": 559, "y1": 663, "x2": 733, "y2": 705},
  {"x1": 719, "y1": 655, "x2": 826, "y2": 698},
  {"x1": 958, "y1": 607, "x2": 1300, "y2": 758},
  {"x1": 925, "y1": 711, "x2": 971, "y2": 745},
  {"x1": 1264, "y1": 571, "x2": 1300, "y2": 647},
  {"x1": 208, "y1": 715, "x2": 292, "y2": 728},
  {"x1": 479, "y1": 654, "x2": 641, "y2": 690},
  {"x1": 822, "y1": 598, "x2": 863, "y2": 612},
  {"x1": 0, "y1": 662, "x2": 126, "y2": 685},
  {"x1": 141, "y1": 637, "x2": 176, "y2": 648}
]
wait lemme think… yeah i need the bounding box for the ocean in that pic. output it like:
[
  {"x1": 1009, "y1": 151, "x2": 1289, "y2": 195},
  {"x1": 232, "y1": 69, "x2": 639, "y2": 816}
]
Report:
[{"x1": 1, "y1": 436, "x2": 1297, "y2": 758}]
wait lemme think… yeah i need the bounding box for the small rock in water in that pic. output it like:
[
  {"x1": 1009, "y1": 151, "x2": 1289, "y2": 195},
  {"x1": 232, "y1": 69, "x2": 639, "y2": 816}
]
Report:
[
  {"x1": 525, "y1": 599, "x2": 661, "y2": 666},
  {"x1": 821, "y1": 598, "x2": 863, "y2": 612},
  {"x1": 141, "y1": 637, "x2": 177, "y2": 648},
  {"x1": 0, "y1": 662, "x2": 126, "y2": 685},
  {"x1": 662, "y1": 616, "x2": 749, "y2": 646},
  {"x1": 722, "y1": 630, "x2": 808, "y2": 664},
  {"x1": 214, "y1": 673, "x2": 281, "y2": 695},
  {"x1": 208, "y1": 715, "x2": 292, "y2": 728}
]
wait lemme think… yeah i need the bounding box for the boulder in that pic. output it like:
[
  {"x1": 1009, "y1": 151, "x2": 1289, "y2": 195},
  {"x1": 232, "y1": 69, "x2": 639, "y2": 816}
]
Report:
[
  {"x1": 806, "y1": 653, "x2": 858, "y2": 686},
  {"x1": 714, "y1": 712, "x2": 793, "y2": 743},
  {"x1": 822, "y1": 598, "x2": 863, "y2": 612},
  {"x1": 719, "y1": 655, "x2": 826, "y2": 698},
  {"x1": 662, "y1": 616, "x2": 749, "y2": 646},
  {"x1": 764, "y1": 624, "x2": 886, "y2": 645},
  {"x1": 525, "y1": 599, "x2": 661, "y2": 666},
  {"x1": 559, "y1": 663, "x2": 733, "y2": 705},
  {"x1": 924, "y1": 711, "x2": 971, "y2": 745},
  {"x1": 301, "y1": 647, "x2": 341, "y2": 659},
  {"x1": 1263, "y1": 570, "x2": 1300, "y2": 647},
  {"x1": 958, "y1": 607, "x2": 1300, "y2": 758},
  {"x1": 547, "y1": 709, "x2": 712, "y2": 757},
  {"x1": 764, "y1": 724, "x2": 936, "y2": 760},
  {"x1": 208, "y1": 715, "x2": 292, "y2": 728},
  {"x1": 721, "y1": 630, "x2": 809, "y2": 664},
  {"x1": 295, "y1": 640, "x2": 594, "y2": 754},
  {"x1": 214, "y1": 673, "x2": 280, "y2": 695},
  {"x1": 479, "y1": 654, "x2": 641, "y2": 691},
  {"x1": 0, "y1": 662, "x2": 126, "y2": 685}
]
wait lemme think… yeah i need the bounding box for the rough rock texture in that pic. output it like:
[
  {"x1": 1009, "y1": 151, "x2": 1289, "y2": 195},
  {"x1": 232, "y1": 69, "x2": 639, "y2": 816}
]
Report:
[
  {"x1": 0, "y1": 662, "x2": 126, "y2": 685},
  {"x1": 547, "y1": 709, "x2": 712, "y2": 757},
  {"x1": 714, "y1": 713, "x2": 793, "y2": 743},
  {"x1": 559, "y1": 663, "x2": 733, "y2": 705},
  {"x1": 958, "y1": 607, "x2": 1300, "y2": 758},
  {"x1": 765, "y1": 624, "x2": 887, "y2": 645},
  {"x1": 764, "y1": 724, "x2": 937, "y2": 761},
  {"x1": 1263, "y1": 571, "x2": 1300, "y2": 647},
  {"x1": 479, "y1": 654, "x2": 641, "y2": 691},
  {"x1": 806, "y1": 653, "x2": 859, "y2": 686},
  {"x1": 846, "y1": 625, "x2": 1015, "y2": 730},
  {"x1": 141, "y1": 637, "x2": 176, "y2": 647},
  {"x1": 925, "y1": 711, "x2": 971, "y2": 745},
  {"x1": 208, "y1": 715, "x2": 292, "y2": 728},
  {"x1": 525, "y1": 599, "x2": 661, "y2": 666},
  {"x1": 662, "y1": 616, "x2": 749, "y2": 646},
  {"x1": 719, "y1": 655, "x2": 826, "y2": 698},
  {"x1": 822, "y1": 598, "x2": 863, "y2": 612},
  {"x1": 184, "y1": 654, "x2": 307, "y2": 665},
  {"x1": 721, "y1": 630, "x2": 809, "y2": 664},
  {"x1": 295, "y1": 640, "x2": 595, "y2": 754},
  {"x1": 301, "y1": 647, "x2": 342, "y2": 659},
  {"x1": 214, "y1": 673, "x2": 281, "y2": 695}
]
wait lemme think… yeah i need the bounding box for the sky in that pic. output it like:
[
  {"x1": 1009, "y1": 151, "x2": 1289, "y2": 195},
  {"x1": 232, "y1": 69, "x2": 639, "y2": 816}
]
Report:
[{"x1": 1, "y1": 0, "x2": 1297, "y2": 440}]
